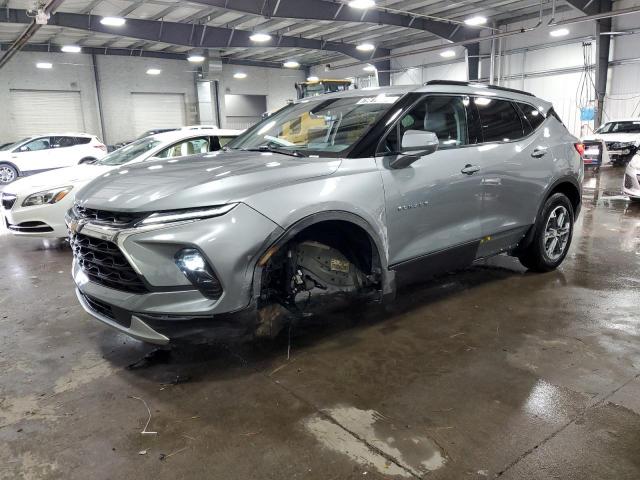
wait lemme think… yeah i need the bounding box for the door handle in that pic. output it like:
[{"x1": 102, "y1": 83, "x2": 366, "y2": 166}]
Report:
[
  {"x1": 531, "y1": 147, "x2": 548, "y2": 158},
  {"x1": 461, "y1": 164, "x2": 481, "y2": 175}
]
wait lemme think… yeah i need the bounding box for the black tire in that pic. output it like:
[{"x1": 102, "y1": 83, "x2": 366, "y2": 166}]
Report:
[
  {"x1": 0, "y1": 163, "x2": 18, "y2": 184},
  {"x1": 518, "y1": 193, "x2": 574, "y2": 272}
]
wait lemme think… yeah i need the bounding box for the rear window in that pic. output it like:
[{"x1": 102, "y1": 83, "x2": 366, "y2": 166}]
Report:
[
  {"x1": 474, "y1": 98, "x2": 525, "y2": 142},
  {"x1": 516, "y1": 102, "x2": 545, "y2": 133}
]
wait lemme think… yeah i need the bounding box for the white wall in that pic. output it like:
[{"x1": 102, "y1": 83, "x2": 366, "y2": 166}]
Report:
[
  {"x1": 0, "y1": 51, "x2": 102, "y2": 143},
  {"x1": 0, "y1": 51, "x2": 306, "y2": 144}
]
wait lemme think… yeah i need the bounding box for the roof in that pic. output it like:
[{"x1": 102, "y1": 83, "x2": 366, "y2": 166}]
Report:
[
  {"x1": 0, "y1": 1, "x2": 581, "y2": 68},
  {"x1": 149, "y1": 128, "x2": 243, "y2": 142}
]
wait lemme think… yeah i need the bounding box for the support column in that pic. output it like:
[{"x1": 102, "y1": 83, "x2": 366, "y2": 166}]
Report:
[
  {"x1": 466, "y1": 43, "x2": 480, "y2": 81},
  {"x1": 373, "y1": 58, "x2": 391, "y2": 86},
  {"x1": 595, "y1": 17, "x2": 611, "y2": 127}
]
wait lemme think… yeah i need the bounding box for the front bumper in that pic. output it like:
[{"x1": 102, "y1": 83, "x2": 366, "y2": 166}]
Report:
[
  {"x1": 2, "y1": 193, "x2": 72, "y2": 238},
  {"x1": 623, "y1": 164, "x2": 640, "y2": 199},
  {"x1": 71, "y1": 203, "x2": 284, "y2": 343}
]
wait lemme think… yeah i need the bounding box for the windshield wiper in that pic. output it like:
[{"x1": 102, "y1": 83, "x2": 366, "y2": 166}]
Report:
[{"x1": 242, "y1": 146, "x2": 304, "y2": 157}]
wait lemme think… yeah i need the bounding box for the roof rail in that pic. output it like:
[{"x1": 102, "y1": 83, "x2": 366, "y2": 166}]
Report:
[{"x1": 424, "y1": 80, "x2": 535, "y2": 98}]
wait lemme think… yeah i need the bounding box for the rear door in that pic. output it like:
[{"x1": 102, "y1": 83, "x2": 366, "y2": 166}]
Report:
[
  {"x1": 376, "y1": 94, "x2": 483, "y2": 269},
  {"x1": 50, "y1": 136, "x2": 80, "y2": 168},
  {"x1": 472, "y1": 96, "x2": 550, "y2": 254}
]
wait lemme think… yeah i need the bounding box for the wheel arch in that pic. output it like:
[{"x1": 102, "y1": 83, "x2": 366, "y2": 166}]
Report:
[
  {"x1": 0, "y1": 161, "x2": 21, "y2": 176},
  {"x1": 250, "y1": 210, "x2": 395, "y2": 302}
]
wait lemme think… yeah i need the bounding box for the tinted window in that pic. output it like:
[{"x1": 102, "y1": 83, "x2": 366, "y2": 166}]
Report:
[
  {"x1": 379, "y1": 95, "x2": 470, "y2": 154},
  {"x1": 516, "y1": 102, "x2": 545, "y2": 133},
  {"x1": 52, "y1": 136, "x2": 75, "y2": 148},
  {"x1": 474, "y1": 98, "x2": 524, "y2": 142},
  {"x1": 74, "y1": 137, "x2": 91, "y2": 145}
]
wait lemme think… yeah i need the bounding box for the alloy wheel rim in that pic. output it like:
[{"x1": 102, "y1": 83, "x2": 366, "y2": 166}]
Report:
[
  {"x1": 0, "y1": 166, "x2": 15, "y2": 184},
  {"x1": 543, "y1": 205, "x2": 571, "y2": 261}
]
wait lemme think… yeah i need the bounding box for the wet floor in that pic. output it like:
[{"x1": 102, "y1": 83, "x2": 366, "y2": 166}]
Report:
[{"x1": 1, "y1": 166, "x2": 640, "y2": 479}]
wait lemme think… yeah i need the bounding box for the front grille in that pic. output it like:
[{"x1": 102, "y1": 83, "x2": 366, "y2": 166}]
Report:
[
  {"x1": 625, "y1": 174, "x2": 634, "y2": 189},
  {"x1": 71, "y1": 232, "x2": 149, "y2": 294},
  {"x1": 1, "y1": 193, "x2": 16, "y2": 210},
  {"x1": 73, "y1": 205, "x2": 144, "y2": 227}
]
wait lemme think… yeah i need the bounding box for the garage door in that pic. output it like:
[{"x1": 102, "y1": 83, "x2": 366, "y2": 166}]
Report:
[
  {"x1": 131, "y1": 93, "x2": 186, "y2": 136},
  {"x1": 9, "y1": 89, "x2": 86, "y2": 139}
]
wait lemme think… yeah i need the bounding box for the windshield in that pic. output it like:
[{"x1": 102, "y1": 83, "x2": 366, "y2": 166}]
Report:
[
  {"x1": 228, "y1": 93, "x2": 401, "y2": 155},
  {"x1": 98, "y1": 137, "x2": 162, "y2": 166},
  {"x1": 0, "y1": 138, "x2": 30, "y2": 151},
  {"x1": 595, "y1": 121, "x2": 640, "y2": 134}
]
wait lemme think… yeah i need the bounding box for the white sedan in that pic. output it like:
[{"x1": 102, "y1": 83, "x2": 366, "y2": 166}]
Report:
[{"x1": 1, "y1": 128, "x2": 243, "y2": 238}]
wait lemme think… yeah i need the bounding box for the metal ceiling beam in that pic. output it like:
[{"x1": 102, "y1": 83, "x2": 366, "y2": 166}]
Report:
[
  {"x1": 0, "y1": 8, "x2": 389, "y2": 63},
  {"x1": 187, "y1": 0, "x2": 473, "y2": 41},
  {"x1": 565, "y1": 0, "x2": 605, "y2": 16},
  {"x1": 0, "y1": 0, "x2": 66, "y2": 69}
]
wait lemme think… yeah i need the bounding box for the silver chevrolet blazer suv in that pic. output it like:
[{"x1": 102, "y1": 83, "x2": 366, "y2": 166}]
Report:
[{"x1": 67, "y1": 81, "x2": 584, "y2": 345}]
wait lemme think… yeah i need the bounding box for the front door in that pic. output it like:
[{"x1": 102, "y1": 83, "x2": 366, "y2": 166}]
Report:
[
  {"x1": 12, "y1": 137, "x2": 55, "y2": 174},
  {"x1": 376, "y1": 95, "x2": 483, "y2": 270}
]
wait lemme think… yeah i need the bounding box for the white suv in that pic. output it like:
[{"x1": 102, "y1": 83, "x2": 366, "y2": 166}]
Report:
[{"x1": 0, "y1": 133, "x2": 107, "y2": 184}]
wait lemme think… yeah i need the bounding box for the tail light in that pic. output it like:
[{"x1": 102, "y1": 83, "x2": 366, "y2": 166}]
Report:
[
  {"x1": 574, "y1": 143, "x2": 585, "y2": 157},
  {"x1": 94, "y1": 144, "x2": 107, "y2": 152}
]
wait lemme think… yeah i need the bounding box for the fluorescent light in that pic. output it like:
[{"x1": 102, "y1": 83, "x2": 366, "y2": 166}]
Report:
[
  {"x1": 283, "y1": 60, "x2": 300, "y2": 68},
  {"x1": 146, "y1": 68, "x2": 161, "y2": 75},
  {"x1": 465, "y1": 16, "x2": 487, "y2": 26},
  {"x1": 100, "y1": 17, "x2": 126, "y2": 26},
  {"x1": 188, "y1": 55, "x2": 205, "y2": 63},
  {"x1": 307, "y1": 76, "x2": 319, "y2": 81},
  {"x1": 249, "y1": 33, "x2": 271, "y2": 42},
  {"x1": 233, "y1": 72, "x2": 247, "y2": 79},
  {"x1": 61, "y1": 45, "x2": 81, "y2": 53},
  {"x1": 440, "y1": 49, "x2": 456, "y2": 58},
  {"x1": 550, "y1": 28, "x2": 569, "y2": 37},
  {"x1": 356, "y1": 43, "x2": 375, "y2": 52},
  {"x1": 36, "y1": 62, "x2": 52, "y2": 69},
  {"x1": 363, "y1": 65, "x2": 376, "y2": 72},
  {"x1": 475, "y1": 97, "x2": 492, "y2": 106},
  {"x1": 349, "y1": 0, "x2": 375, "y2": 8}
]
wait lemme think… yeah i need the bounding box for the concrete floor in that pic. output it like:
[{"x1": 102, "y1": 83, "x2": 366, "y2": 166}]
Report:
[{"x1": 1, "y1": 166, "x2": 640, "y2": 479}]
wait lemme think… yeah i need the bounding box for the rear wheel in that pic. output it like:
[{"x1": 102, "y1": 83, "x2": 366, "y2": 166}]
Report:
[
  {"x1": 0, "y1": 164, "x2": 17, "y2": 184},
  {"x1": 518, "y1": 193, "x2": 574, "y2": 272}
]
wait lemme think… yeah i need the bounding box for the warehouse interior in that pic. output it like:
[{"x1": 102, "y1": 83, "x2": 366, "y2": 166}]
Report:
[{"x1": 1, "y1": 0, "x2": 640, "y2": 478}]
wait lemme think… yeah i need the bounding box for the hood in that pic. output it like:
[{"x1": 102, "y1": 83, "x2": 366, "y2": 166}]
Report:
[
  {"x1": 582, "y1": 133, "x2": 640, "y2": 143},
  {"x1": 5, "y1": 164, "x2": 112, "y2": 196},
  {"x1": 75, "y1": 151, "x2": 342, "y2": 212}
]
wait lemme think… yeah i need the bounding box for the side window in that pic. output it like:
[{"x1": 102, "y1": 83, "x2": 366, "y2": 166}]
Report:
[
  {"x1": 18, "y1": 137, "x2": 51, "y2": 152},
  {"x1": 52, "y1": 136, "x2": 75, "y2": 148},
  {"x1": 474, "y1": 98, "x2": 525, "y2": 143},
  {"x1": 515, "y1": 102, "x2": 545, "y2": 133},
  {"x1": 74, "y1": 137, "x2": 92, "y2": 145},
  {"x1": 155, "y1": 137, "x2": 210, "y2": 159},
  {"x1": 378, "y1": 95, "x2": 470, "y2": 155}
]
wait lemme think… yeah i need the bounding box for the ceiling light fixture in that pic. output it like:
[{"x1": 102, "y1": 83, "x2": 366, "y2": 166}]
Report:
[
  {"x1": 233, "y1": 72, "x2": 247, "y2": 79},
  {"x1": 550, "y1": 28, "x2": 570, "y2": 37},
  {"x1": 363, "y1": 65, "x2": 376, "y2": 72},
  {"x1": 100, "y1": 17, "x2": 126, "y2": 27},
  {"x1": 307, "y1": 76, "x2": 319, "y2": 81},
  {"x1": 356, "y1": 43, "x2": 375, "y2": 52},
  {"x1": 283, "y1": 60, "x2": 300, "y2": 68},
  {"x1": 348, "y1": 0, "x2": 375, "y2": 8},
  {"x1": 36, "y1": 62, "x2": 53, "y2": 69},
  {"x1": 464, "y1": 16, "x2": 487, "y2": 26},
  {"x1": 61, "y1": 45, "x2": 81, "y2": 53},
  {"x1": 249, "y1": 33, "x2": 272, "y2": 42},
  {"x1": 440, "y1": 49, "x2": 456, "y2": 58},
  {"x1": 187, "y1": 55, "x2": 206, "y2": 63},
  {"x1": 146, "y1": 68, "x2": 161, "y2": 75}
]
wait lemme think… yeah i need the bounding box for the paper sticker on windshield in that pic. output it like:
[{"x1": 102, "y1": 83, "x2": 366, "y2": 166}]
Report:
[{"x1": 357, "y1": 95, "x2": 399, "y2": 104}]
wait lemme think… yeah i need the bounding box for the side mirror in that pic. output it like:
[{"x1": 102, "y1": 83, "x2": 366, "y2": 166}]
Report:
[
  {"x1": 389, "y1": 130, "x2": 439, "y2": 169},
  {"x1": 19, "y1": 146, "x2": 29, "y2": 152}
]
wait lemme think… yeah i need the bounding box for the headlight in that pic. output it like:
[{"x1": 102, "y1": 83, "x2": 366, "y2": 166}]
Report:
[
  {"x1": 22, "y1": 186, "x2": 73, "y2": 207},
  {"x1": 174, "y1": 248, "x2": 223, "y2": 300},
  {"x1": 137, "y1": 204, "x2": 237, "y2": 226}
]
